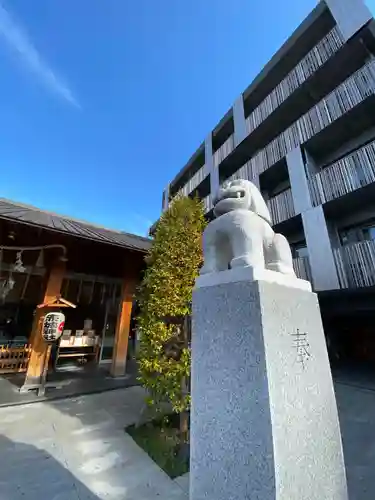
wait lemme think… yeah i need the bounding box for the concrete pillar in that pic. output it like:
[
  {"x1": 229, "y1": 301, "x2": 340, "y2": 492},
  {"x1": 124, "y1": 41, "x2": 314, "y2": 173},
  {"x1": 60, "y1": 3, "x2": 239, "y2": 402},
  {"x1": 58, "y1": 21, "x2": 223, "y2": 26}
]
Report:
[
  {"x1": 162, "y1": 184, "x2": 170, "y2": 211},
  {"x1": 302, "y1": 206, "x2": 340, "y2": 291},
  {"x1": 233, "y1": 95, "x2": 247, "y2": 146},
  {"x1": 286, "y1": 146, "x2": 313, "y2": 215},
  {"x1": 325, "y1": 0, "x2": 372, "y2": 41},
  {"x1": 206, "y1": 133, "x2": 219, "y2": 197},
  {"x1": 304, "y1": 148, "x2": 320, "y2": 176},
  {"x1": 110, "y1": 277, "x2": 137, "y2": 377}
]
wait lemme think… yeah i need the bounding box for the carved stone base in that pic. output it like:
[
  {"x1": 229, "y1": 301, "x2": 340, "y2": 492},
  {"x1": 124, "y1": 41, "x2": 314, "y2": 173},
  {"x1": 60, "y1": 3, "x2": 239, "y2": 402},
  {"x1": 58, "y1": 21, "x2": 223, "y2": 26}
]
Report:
[{"x1": 190, "y1": 278, "x2": 347, "y2": 500}]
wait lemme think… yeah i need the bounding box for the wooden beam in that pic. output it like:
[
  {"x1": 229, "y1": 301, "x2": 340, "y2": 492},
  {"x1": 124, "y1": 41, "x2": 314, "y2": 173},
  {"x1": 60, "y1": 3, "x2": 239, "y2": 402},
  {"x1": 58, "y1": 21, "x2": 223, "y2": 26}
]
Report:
[
  {"x1": 110, "y1": 277, "x2": 137, "y2": 377},
  {"x1": 21, "y1": 260, "x2": 66, "y2": 391}
]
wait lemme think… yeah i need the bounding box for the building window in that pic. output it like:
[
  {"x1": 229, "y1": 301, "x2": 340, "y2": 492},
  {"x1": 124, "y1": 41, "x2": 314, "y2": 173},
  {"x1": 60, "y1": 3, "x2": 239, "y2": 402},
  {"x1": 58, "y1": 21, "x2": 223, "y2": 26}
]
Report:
[
  {"x1": 291, "y1": 241, "x2": 308, "y2": 259},
  {"x1": 362, "y1": 224, "x2": 375, "y2": 241},
  {"x1": 339, "y1": 219, "x2": 375, "y2": 245}
]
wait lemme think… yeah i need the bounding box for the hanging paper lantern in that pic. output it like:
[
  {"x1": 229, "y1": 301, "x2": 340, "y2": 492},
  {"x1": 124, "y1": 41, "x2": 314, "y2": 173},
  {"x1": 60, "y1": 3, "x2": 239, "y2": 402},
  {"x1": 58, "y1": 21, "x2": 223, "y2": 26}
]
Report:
[
  {"x1": 13, "y1": 251, "x2": 26, "y2": 273},
  {"x1": 35, "y1": 249, "x2": 44, "y2": 268},
  {"x1": 42, "y1": 312, "x2": 65, "y2": 342}
]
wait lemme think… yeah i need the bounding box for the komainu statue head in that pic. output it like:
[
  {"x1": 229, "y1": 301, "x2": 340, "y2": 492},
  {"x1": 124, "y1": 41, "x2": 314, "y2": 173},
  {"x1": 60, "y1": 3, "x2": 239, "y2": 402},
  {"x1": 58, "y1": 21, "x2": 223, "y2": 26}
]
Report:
[{"x1": 213, "y1": 179, "x2": 272, "y2": 225}]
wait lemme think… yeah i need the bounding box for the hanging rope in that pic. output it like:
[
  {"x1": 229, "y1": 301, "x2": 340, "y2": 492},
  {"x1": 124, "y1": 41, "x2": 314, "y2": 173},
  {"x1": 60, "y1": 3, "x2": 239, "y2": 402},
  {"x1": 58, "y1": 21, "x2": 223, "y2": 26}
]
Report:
[
  {"x1": 0, "y1": 243, "x2": 66, "y2": 254},
  {"x1": 0, "y1": 245, "x2": 67, "y2": 302}
]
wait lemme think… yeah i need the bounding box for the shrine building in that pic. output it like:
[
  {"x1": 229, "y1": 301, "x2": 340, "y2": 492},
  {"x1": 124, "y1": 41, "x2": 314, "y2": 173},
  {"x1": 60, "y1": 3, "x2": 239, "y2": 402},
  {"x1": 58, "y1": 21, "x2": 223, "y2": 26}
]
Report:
[{"x1": 0, "y1": 198, "x2": 150, "y2": 394}]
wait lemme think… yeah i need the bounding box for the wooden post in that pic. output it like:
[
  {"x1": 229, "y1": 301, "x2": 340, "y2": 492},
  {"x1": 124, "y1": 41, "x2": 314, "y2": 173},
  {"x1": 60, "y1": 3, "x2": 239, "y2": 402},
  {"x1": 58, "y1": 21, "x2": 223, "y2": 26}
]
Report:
[
  {"x1": 110, "y1": 277, "x2": 137, "y2": 378},
  {"x1": 20, "y1": 260, "x2": 65, "y2": 392}
]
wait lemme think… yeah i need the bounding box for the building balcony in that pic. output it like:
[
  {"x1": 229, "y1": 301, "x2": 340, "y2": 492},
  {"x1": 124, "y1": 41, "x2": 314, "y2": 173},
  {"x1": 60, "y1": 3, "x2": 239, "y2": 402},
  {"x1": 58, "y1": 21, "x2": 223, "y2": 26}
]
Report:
[
  {"x1": 213, "y1": 134, "x2": 235, "y2": 168},
  {"x1": 224, "y1": 160, "x2": 260, "y2": 185},
  {"x1": 333, "y1": 240, "x2": 375, "y2": 289},
  {"x1": 175, "y1": 164, "x2": 209, "y2": 199},
  {"x1": 175, "y1": 185, "x2": 189, "y2": 199},
  {"x1": 308, "y1": 139, "x2": 375, "y2": 206},
  {"x1": 232, "y1": 58, "x2": 375, "y2": 181},
  {"x1": 188, "y1": 164, "x2": 209, "y2": 193},
  {"x1": 266, "y1": 188, "x2": 295, "y2": 225},
  {"x1": 219, "y1": 36, "x2": 373, "y2": 183},
  {"x1": 245, "y1": 26, "x2": 344, "y2": 137},
  {"x1": 293, "y1": 256, "x2": 312, "y2": 283}
]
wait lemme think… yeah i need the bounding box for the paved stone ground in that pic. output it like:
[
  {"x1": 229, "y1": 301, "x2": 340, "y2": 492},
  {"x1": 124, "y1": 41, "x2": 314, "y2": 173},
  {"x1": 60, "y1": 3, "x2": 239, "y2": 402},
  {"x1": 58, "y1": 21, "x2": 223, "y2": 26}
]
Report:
[
  {"x1": 0, "y1": 386, "x2": 187, "y2": 500},
  {"x1": 336, "y1": 382, "x2": 375, "y2": 500},
  {"x1": 1, "y1": 382, "x2": 375, "y2": 499},
  {"x1": 173, "y1": 473, "x2": 189, "y2": 492}
]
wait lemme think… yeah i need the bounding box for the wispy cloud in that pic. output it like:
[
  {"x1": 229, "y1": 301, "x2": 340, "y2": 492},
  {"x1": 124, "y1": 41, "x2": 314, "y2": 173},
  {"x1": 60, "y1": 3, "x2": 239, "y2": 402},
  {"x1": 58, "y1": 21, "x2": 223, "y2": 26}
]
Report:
[{"x1": 0, "y1": 2, "x2": 79, "y2": 107}]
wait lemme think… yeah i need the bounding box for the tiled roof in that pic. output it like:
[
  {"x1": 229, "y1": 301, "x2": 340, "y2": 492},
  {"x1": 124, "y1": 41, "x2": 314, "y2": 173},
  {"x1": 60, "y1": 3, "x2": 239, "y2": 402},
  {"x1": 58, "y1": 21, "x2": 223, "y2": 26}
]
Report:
[{"x1": 0, "y1": 198, "x2": 151, "y2": 252}]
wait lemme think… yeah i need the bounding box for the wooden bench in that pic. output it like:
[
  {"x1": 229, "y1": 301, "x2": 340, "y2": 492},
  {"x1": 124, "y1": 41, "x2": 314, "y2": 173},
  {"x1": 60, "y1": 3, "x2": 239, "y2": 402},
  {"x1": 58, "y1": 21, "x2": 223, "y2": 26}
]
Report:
[{"x1": 55, "y1": 339, "x2": 100, "y2": 367}]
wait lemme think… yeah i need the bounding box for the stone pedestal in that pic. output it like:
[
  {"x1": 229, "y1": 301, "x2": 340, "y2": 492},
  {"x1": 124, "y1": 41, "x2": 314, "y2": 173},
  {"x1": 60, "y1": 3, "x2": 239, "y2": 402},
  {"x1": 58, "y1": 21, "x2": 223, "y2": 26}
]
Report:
[{"x1": 190, "y1": 270, "x2": 347, "y2": 500}]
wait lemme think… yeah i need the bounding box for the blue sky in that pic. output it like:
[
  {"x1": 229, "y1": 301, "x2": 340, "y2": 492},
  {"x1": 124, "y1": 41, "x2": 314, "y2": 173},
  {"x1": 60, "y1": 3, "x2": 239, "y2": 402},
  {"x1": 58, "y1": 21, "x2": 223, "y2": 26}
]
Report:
[{"x1": 0, "y1": 0, "x2": 374, "y2": 236}]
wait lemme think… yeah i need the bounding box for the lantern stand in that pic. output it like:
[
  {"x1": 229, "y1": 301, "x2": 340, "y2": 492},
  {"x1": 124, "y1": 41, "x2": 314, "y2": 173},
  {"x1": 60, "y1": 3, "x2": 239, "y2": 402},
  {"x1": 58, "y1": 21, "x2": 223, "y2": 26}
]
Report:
[
  {"x1": 36, "y1": 295, "x2": 77, "y2": 397},
  {"x1": 37, "y1": 295, "x2": 77, "y2": 310}
]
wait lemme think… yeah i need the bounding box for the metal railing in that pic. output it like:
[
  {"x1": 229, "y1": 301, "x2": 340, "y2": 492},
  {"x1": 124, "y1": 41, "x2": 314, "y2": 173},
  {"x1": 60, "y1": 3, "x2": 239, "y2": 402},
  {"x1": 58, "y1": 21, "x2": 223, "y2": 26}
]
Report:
[
  {"x1": 187, "y1": 164, "x2": 209, "y2": 193},
  {"x1": 241, "y1": 59, "x2": 375, "y2": 179},
  {"x1": 293, "y1": 256, "x2": 312, "y2": 283},
  {"x1": 245, "y1": 26, "x2": 344, "y2": 135},
  {"x1": 202, "y1": 194, "x2": 213, "y2": 214},
  {"x1": 213, "y1": 134, "x2": 235, "y2": 168},
  {"x1": 333, "y1": 240, "x2": 375, "y2": 288},
  {"x1": 175, "y1": 184, "x2": 189, "y2": 198},
  {"x1": 309, "y1": 139, "x2": 375, "y2": 205},
  {"x1": 214, "y1": 182, "x2": 294, "y2": 224},
  {"x1": 225, "y1": 161, "x2": 259, "y2": 184},
  {"x1": 267, "y1": 188, "x2": 295, "y2": 225},
  {"x1": 175, "y1": 164, "x2": 209, "y2": 199},
  {"x1": 171, "y1": 58, "x2": 375, "y2": 207}
]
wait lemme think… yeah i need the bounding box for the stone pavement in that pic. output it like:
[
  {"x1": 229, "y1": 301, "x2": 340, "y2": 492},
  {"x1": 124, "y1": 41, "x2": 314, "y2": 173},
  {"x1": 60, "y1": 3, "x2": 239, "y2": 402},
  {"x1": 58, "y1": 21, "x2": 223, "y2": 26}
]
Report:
[
  {"x1": 336, "y1": 382, "x2": 375, "y2": 500},
  {"x1": 0, "y1": 386, "x2": 187, "y2": 500},
  {"x1": 1, "y1": 382, "x2": 375, "y2": 499}
]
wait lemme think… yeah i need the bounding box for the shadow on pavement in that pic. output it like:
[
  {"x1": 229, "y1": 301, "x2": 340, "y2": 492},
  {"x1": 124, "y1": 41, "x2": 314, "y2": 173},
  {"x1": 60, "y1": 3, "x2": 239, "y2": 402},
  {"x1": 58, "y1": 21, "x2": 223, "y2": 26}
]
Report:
[
  {"x1": 0, "y1": 386, "x2": 187, "y2": 499},
  {"x1": 0, "y1": 434, "x2": 100, "y2": 500}
]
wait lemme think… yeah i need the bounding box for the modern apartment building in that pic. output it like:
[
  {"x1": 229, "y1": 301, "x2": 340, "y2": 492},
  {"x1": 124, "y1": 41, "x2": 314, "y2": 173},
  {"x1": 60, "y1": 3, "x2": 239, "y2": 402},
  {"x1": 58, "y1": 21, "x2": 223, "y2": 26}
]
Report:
[{"x1": 157, "y1": 0, "x2": 375, "y2": 361}]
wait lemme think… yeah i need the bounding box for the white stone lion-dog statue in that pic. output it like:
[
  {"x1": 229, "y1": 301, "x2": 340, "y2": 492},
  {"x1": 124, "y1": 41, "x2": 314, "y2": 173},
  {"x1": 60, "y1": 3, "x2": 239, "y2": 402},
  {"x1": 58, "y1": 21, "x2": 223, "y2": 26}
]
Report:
[{"x1": 200, "y1": 179, "x2": 296, "y2": 277}]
